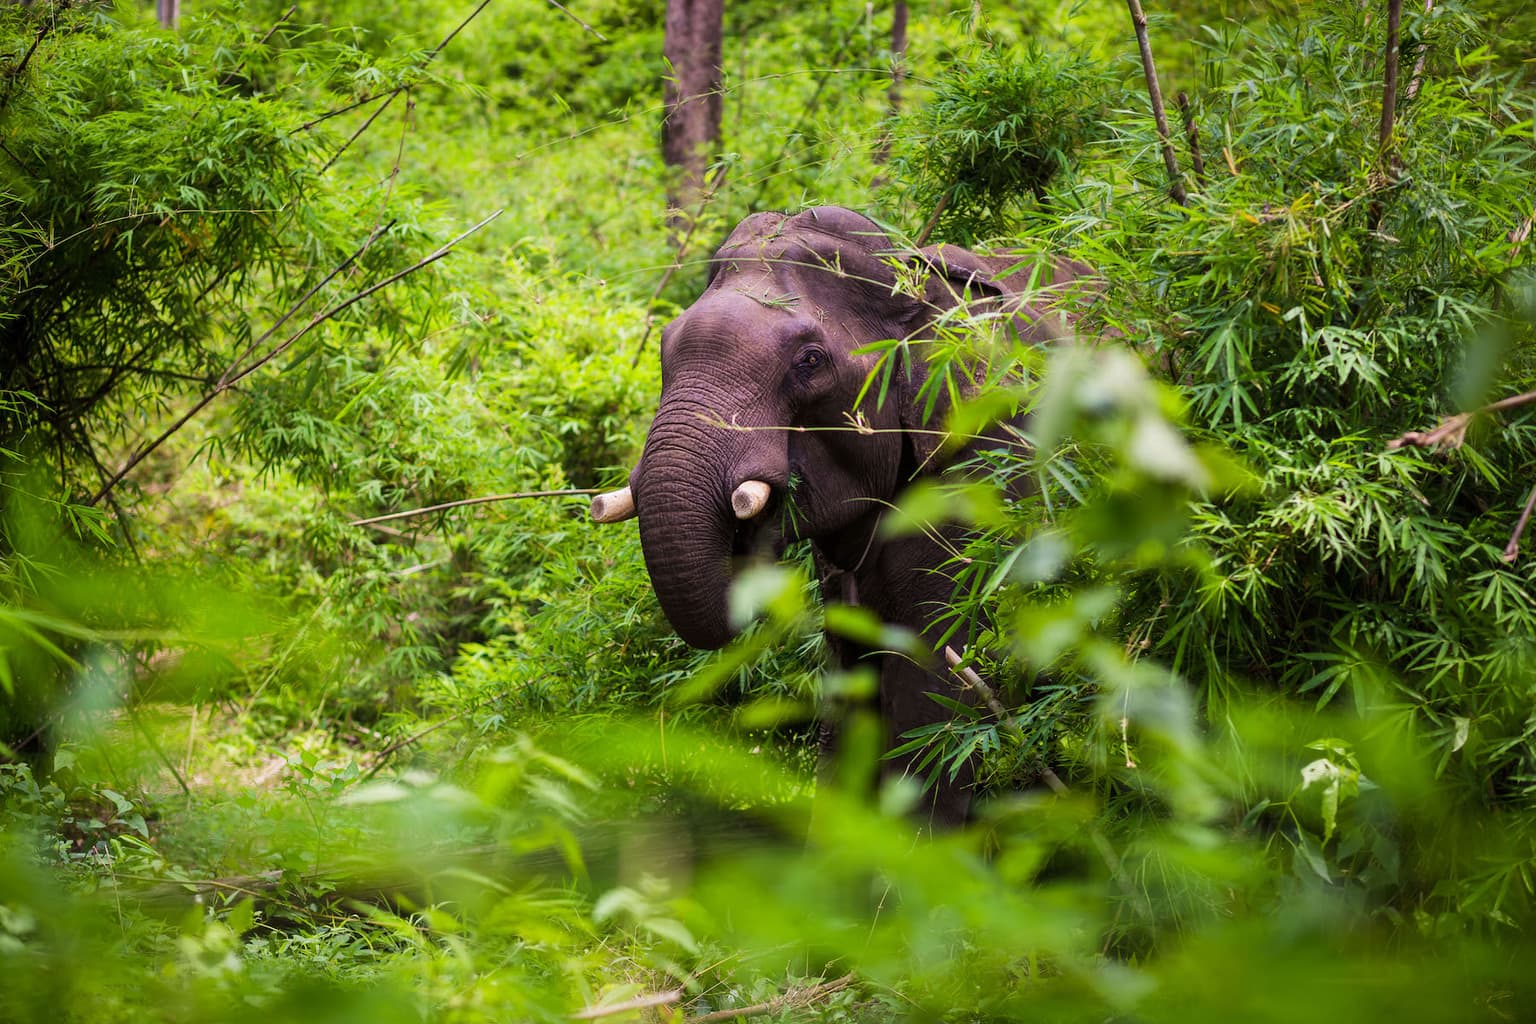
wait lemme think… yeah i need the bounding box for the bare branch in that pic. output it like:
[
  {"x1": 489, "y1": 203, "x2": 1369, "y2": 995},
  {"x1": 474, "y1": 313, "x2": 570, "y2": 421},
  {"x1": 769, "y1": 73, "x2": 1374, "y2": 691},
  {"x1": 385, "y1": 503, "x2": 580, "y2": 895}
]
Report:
[
  {"x1": 89, "y1": 212, "x2": 500, "y2": 506},
  {"x1": 632, "y1": 164, "x2": 728, "y2": 367},
  {"x1": 1386, "y1": 388, "x2": 1536, "y2": 451},
  {"x1": 298, "y1": 90, "x2": 394, "y2": 133},
  {"x1": 319, "y1": 0, "x2": 497, "y2": 172},
  {"x1": 685, "y1": 974, "x2": 855, "y2": 1024},
  {"x1": 217, "y1": 4, "x2": 296, "y2": 88},
  {"x1": 0, "y1": 0, "x2": 71, "y2": 112},
  {"x1": 943, "y1": 645, "x2": 1014, "y2": 730},
  {"x1": 348, "y1": 488, "x2": 602, "y2": 527},
  {"x1": 943, "y1": 646, "x2": 1070, "y2": 796},
  {"x1": 1502, "y1": 482, "x2": 1536, "y2": 564},
  {"x1": 1389, "y1": 389, "x2": 1536, "y2": 564},
  {"x1": 914, "y1": 190, "x2": 950, "y2": 247},
  {"x1": 544, "y1": 0, "x2": 609, "y2": 42},
  {"x1": 221, "y1": 220, "x2": 395, "y2": 388},
  {"x1": 226, "y1": 210, "x2": 502, "y2": 389},
  {"x1": 873, "y1": 0, "x2": 909, "y2": 165}
]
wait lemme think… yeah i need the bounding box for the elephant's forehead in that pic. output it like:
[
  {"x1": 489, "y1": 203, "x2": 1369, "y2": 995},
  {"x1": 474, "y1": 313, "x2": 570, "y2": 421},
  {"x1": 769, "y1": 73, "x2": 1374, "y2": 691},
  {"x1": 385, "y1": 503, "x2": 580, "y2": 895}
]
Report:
[
  {"x1": 712, "y1": 233, "x2": 894, "y2": 288},
  {"x1": 665, "y1": 291, "x2": 815, "y2": 355}
]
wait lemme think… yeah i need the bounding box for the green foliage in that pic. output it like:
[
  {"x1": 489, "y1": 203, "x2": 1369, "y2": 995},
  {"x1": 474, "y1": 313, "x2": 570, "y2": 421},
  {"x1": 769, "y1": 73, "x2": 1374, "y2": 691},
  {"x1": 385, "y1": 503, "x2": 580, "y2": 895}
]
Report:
[
  {"x1": 884, "y1": 44, "x2": 1115, "y2": 242},
  {"x1": 0, "y1": 1, "x2": 380, "y2": 520},
  {"x1": 4, "y1": 0, "x2": 1536, "y2": 1021},
  {"x1": 1067, "y1": 5, "x2": 1536, "y2": 844}
]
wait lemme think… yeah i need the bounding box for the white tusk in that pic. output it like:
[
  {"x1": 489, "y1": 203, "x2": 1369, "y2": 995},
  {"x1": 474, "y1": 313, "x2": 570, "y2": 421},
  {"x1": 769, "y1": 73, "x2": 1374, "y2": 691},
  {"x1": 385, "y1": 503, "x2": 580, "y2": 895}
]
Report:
[
  {"x1": 590, "y1": 486, "x2": 637, "y2": 523},
  {"x1": 731, "y1": 480, "x2": 772, "y2": 520}
]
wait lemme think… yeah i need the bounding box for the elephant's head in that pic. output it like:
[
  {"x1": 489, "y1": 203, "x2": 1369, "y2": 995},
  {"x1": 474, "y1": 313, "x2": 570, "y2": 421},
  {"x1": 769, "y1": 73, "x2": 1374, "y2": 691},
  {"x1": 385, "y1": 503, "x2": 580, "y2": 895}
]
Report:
[{"x1": 594, "y1": 206, "x2": 1091, "y2": 649}]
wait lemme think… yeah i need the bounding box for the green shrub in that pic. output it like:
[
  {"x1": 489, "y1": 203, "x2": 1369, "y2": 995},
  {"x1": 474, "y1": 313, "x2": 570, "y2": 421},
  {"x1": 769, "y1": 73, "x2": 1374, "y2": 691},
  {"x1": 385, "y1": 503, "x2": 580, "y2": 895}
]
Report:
[{"x1": 884, "y1": 44, "x2": 1115, "y2": 242}]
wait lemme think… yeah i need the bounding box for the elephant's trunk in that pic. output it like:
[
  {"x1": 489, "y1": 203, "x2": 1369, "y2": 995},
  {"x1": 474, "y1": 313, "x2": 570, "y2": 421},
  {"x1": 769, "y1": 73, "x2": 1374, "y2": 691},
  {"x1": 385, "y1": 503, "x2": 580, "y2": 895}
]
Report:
[
  {"x1": 633, "y1": 391, "x2": 789, "y2": 651},
  {"x1": 634, "y1": 423, "x2": 742, "y2": 651}
]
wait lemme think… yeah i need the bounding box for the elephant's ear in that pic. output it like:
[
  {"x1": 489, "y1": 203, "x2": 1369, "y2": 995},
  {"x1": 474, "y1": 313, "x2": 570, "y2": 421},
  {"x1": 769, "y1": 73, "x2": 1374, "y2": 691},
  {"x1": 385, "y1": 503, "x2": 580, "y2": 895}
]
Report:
[
  {"x1": 889, "y1": 246, "x2": 1010, "y2": 475},
  {"x1": 912, "y1": 244, "x2": 1012, "y2": 312},
  {"x1": 894, "y1": 337, "x2": 948, "y2": 476}
]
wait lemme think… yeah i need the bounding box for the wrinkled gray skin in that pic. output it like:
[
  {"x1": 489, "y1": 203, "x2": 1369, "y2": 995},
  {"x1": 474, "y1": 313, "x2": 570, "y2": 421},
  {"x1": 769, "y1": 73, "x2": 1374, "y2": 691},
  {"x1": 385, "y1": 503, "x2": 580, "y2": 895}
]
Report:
[{"x1": 631, "y1": 206, "x2": 1090, "y2": 825}]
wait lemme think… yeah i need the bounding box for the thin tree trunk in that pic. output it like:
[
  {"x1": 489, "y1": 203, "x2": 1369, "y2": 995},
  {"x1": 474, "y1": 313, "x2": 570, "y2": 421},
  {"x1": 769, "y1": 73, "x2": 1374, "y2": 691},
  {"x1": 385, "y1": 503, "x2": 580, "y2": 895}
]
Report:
[
  {"x1": 1404, "y1": 0, "x2": 1434, "y2": 102},
  {"x1": 1124, "y1": 0, "x2": 1187, "y2": 206},
  {"x1": 1378, "y1": 0, "x2": 1403, "y2": 158},
  {"x1": 1177, "y1": 90, "x2": 1205, "y2": 190},
  {"x1": 661, "y1": 0, "x2": 723, "y2": 232},
  {"x1": 1370, "y1": 0, "x2": 1404, "y2": 231},
  {"x1": 155, "y1": 0, "x2": 179, "y2": 28}
]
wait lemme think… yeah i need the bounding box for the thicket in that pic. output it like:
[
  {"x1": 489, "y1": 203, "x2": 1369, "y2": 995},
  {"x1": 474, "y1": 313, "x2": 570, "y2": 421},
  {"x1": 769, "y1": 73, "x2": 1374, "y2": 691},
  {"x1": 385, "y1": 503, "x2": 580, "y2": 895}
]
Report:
[{"x1": 1, "y1": 0, "x2": 1535, "y2": 1021}]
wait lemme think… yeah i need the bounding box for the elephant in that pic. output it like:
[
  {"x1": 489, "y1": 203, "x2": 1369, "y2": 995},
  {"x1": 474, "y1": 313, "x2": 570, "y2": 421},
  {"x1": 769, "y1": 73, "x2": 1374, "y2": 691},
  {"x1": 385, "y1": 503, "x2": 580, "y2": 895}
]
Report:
[{"x1": 591, "y1": 206, "x2": 1094, "y2": 825}]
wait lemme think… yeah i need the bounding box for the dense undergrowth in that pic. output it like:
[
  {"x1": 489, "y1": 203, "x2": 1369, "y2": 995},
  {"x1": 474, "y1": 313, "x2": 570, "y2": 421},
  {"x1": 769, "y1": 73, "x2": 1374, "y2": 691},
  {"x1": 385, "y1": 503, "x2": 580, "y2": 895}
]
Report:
[{"x1": 2, "y1": 0, "x2": 1536, "y2": 1020}]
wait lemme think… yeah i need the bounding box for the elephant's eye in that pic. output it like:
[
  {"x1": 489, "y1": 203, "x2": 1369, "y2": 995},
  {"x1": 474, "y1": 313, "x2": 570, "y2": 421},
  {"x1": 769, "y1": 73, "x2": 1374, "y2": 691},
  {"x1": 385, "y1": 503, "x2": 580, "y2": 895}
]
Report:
[{"x1": 795, "y1": 348, "x2": 826, "y2": 371}]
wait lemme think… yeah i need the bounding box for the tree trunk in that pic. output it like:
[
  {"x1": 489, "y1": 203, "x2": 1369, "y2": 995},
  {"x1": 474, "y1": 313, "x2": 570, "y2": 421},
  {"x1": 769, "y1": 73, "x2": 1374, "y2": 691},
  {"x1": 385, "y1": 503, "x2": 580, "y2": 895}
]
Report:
[
  {"x1": 156, "y1": 0, "x2": 180, "y2": 28},
  {"x1": 661, "y1": 0, "x2": 723, "y2": 229}
]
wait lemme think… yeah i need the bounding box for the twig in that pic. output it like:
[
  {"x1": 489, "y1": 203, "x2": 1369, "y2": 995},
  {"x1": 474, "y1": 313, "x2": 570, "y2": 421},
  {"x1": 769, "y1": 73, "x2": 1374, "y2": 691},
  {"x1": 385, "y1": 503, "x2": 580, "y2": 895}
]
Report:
[
  {"x1": 86, "y1": 223, "x2": 390, "y2": 507},
  {"x1": 631, "y1": 165, "x2": 728, "y2": 367},
  {"x1": 1124, "y1": 0, "x2": 1187, "y2": 206},
  {"x1": 377, "y1": 90, "x2": 415, "y2": 224},
  {"x1": 111, "y1": 871, "x2": 280, "y2": 901},
  {"x1": 873, "y1": 0, "x2": 909, "y2": 165},
  {"x1": 217, "y1": 4, "x2": 295, "y2": 88},
  {"x1": 0, "y1": 138, "x2": 39, "y2": 177},
  {"x1": 1176, "y1": 90, "x2": 1206, "y2": 190},
  {"x1": 360, "y1": 715, "x2": 460, "y2": 782},
  {"x1": 914, "y1": 190, "x2": 950, "y2": 247},
  {"x1": 1388, "y1": 389, "x2": 1536, "y2": 564},
  {"x1": 227, "y1": 209, "x2": 501, "y2": 388},
  {"x1": 222, "y1": 220, "x2": 395, "y2": 388},
  {"x1": 348, "y1": 488, "x2": 601, "y2": 527},
  {"x1": 1502, "y1": 482, "x2": 1536, "y2": 564},
  {"x1": 298, "y1": 90, "x2": 394, "y2": 132},
  {"x1": 940, "y1": 650, "x2": 1128, "y2": 887},
  {"x1": 943, "y1": 646, "x2": 1068, "y2": 795},
  {"x1": 686, "y1": 973, "x2": 855, "y2": 1024},
  {"x1": 943, "y1": 646, "x2": 1014, "y2": 730},
  {"x1": 544, "y1": 0, "x2": 609, "y2": 42},
  {"x1": 89, "y1": 212, "x2": 500, "y2": 506},
  {"x1": 573, "y1": 991, "x2": 682, "y2": 1020},
  {"x1": 1385, "y1": 388, "x2": 1536, "y2": 451},
  {"x1": 320, "y1": 0, "x2": 496, "y2": 172},
  {"x1": 745, "y1": 15, "x2": 861, "y2": 210},
  {"x1": 0, "y1": 0, "x2": 70, "y2": 112},
  {"x1": 127, "y1": 703, "x2": 192, "y2": 799},
  {"x1": 321, "y1": 87, "x2": 405, "y2": 174}
]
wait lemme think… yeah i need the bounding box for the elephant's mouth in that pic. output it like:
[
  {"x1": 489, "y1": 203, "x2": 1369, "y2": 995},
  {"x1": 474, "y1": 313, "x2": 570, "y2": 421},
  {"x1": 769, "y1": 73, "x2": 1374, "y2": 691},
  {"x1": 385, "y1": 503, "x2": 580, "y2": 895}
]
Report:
[{"x1": 729, "y1": 491, "x2": 788, "y2": 561}]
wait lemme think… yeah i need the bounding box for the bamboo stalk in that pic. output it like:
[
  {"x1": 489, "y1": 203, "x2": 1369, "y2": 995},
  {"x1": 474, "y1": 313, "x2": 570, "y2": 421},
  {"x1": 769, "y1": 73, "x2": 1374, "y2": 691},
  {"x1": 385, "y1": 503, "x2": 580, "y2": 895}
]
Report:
[
  {"x1": 1176, "y1": 90, "x2": 1206, "y2": 190},
  {"x1": 1378, "y1": 0, "x2": 1403, "y2": 158},
  {"x1": 1404, "y1": 0, "x2": 1434, "y2": 102},
  {"x1": 1125, "y1": 0, "x2": 1187, "y2": 206}
]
